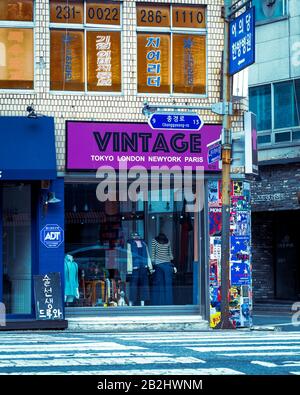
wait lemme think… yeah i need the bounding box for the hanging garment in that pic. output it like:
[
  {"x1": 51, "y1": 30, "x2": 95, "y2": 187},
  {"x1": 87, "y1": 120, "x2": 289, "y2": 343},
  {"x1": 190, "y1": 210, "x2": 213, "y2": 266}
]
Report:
[
  {"x1": 151, "y1": 262, "x2": 174, "y2": 306},
  {"x1": 64, "y1": 255, "x2": 79, "y2": 303}
]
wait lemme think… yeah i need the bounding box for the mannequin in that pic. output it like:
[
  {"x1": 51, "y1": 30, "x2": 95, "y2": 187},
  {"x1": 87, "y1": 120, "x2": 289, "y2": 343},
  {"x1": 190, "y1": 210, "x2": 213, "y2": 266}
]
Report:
[
  {"x1": 64, "y1": 254, "x2": 79, "y2": 304},
  {"x1": 127, "y1": 232, "x2": 153, "y2": 306},
  {"x1": 151, "y1": 233, "x2": 176, "y2": 305}
]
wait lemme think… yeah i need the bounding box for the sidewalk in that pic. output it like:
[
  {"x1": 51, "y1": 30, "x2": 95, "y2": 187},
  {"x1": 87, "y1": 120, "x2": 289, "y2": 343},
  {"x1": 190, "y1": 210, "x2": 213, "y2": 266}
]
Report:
[
  {"x1": 66, "y1": 315, "x2": 210, "y2": 332},
  {"x1": 252, "y1": 310, "x2": 300, "y2": 332}
]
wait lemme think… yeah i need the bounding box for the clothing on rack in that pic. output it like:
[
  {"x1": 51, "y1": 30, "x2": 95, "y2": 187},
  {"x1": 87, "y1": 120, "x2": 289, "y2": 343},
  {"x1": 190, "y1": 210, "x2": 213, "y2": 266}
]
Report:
[{"x1": 64, "y1": 254, "x2": 79, "y2": 303}]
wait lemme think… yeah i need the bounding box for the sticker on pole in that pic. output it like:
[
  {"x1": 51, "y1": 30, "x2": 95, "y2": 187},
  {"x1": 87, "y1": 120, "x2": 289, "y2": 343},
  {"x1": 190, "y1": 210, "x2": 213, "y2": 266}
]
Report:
[{"x1": 40, "y1": 224, "x2": 64, "y2": 249}]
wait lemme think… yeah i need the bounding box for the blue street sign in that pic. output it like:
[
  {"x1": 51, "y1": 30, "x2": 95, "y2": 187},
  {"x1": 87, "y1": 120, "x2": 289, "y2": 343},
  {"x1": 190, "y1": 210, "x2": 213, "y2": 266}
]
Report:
[
  {"x1": 40, "y1": 224, "x2": 64, "y2": 249},
  {"x1": 148, "y1": 112, "x2": 203, "y2": 131},
  {"x1": 208, "y1": 143, "x2": 221, "y2": 164},
  {"x1": 229, "y1": 7, "x2": 255, "y2": 76}
]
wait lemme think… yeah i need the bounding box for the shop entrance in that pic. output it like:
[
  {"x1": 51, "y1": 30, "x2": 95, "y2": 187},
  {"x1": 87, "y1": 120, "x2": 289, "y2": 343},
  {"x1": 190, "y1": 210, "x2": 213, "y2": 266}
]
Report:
[
  {"x1": 64, "y1": 182, "x2": 201, "y2": 309},
  {"x1": 274, "y1": 210, "x2": 300, "y2": 300},
  {"x1": 0, "y1": 183, "x2": 34, "y2": 316}
]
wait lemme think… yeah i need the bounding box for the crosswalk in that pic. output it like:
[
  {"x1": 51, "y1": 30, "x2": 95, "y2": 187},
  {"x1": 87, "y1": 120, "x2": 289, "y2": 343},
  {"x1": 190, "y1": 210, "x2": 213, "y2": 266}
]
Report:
[{"x1": 0, "y1": 331, "x2": 300, "y2": 375}]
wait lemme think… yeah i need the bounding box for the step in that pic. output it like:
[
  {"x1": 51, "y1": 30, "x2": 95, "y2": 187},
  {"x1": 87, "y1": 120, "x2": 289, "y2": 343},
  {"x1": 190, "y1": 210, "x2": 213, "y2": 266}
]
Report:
[
  {"x1": 66, "y1": 315, "x2": 209, "y2": 332},
  {"x1": 0, "y1": 319, "x2": 68, "y2": 331}
]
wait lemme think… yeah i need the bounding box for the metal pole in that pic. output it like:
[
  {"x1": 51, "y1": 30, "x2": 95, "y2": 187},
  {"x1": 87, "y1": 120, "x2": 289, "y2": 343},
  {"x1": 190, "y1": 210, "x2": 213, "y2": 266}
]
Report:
[{"x1": 217, "y1": 0, "x2": 234, "y2": 329}]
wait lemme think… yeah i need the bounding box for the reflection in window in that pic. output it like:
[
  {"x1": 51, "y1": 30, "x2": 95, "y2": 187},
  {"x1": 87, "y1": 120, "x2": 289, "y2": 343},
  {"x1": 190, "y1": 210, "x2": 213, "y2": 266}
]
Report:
[
  {"x1": 2, "y1": 184, "x2": 32, "y2": 314},
  {"x1": 50, "y1": 29, "x2": 84, "y2": 91},
  {"x1": 64, "y1": 183, "x2": 197, "y2": 307},
  {"x1": 0, "y1": 28, "x2": 33, "y2": 89},
  {"x1": 0, "y1": 0, "x2": 34, "y2": 90},
  {"x1": 252, "y1": 0, "x2": 286, "y2": 23},
  {"x1": 274, "y1": 81, "x2": 299, "y2": 129},
  {"x1": 249, "y1": 84, "x2": 271, "y2": 131}
]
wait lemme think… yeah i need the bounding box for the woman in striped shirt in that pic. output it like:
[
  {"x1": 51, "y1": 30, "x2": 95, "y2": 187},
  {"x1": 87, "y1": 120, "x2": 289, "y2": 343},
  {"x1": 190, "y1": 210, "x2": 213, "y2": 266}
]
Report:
[{"x1": 151, "y1": 233, "x2": 176, "y2": 305}]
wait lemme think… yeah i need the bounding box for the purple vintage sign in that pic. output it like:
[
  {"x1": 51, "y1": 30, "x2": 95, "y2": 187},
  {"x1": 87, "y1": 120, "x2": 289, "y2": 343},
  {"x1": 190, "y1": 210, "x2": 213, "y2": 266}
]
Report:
[{"x1": 66, "y1": 121, "x2": 222, "y2": 171}]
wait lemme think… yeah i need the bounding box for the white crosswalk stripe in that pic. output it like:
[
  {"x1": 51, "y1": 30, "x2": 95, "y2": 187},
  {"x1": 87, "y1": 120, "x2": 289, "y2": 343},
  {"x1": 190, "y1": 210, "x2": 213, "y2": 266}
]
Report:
[
  {"x1": 0, "y1": 331, "x2": 299, "y2": 375},
  {"x1": 0, "y1": 367, "x2": 244, "y2": 375}
]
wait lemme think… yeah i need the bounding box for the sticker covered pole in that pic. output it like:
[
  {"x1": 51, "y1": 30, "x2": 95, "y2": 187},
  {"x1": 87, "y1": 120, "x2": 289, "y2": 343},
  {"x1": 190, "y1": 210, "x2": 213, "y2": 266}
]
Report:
[{"x1": 216, "y1": 0, "x2": 234, "y2": 330}]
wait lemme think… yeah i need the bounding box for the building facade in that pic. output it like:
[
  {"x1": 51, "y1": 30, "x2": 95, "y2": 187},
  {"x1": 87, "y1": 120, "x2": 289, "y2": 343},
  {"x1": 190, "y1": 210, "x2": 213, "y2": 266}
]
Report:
[
  {"x1": 0, "y1": 0, "x2": 250, "y2": 329},
  {"x1": 249, "y1": 0, "x2": 300, "y2": 304}
]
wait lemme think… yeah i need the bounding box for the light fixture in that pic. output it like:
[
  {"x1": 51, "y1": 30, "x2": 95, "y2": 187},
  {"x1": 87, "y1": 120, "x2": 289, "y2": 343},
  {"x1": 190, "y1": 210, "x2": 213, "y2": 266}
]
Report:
[{"x1": 47, "y1": 192, "x2": 61, "y2": 204}]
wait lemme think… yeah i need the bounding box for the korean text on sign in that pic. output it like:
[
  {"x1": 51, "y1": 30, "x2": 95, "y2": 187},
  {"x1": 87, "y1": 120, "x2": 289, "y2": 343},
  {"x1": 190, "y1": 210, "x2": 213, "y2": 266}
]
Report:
[{"x1": 229, "y1": 7, "x2": 255, "y2": 75}]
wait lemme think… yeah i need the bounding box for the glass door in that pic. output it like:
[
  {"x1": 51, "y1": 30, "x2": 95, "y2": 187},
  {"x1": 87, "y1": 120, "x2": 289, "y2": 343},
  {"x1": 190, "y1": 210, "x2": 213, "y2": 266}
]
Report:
[{"x1": 1, "y1": 183, "x2": 33, "y2": 315}]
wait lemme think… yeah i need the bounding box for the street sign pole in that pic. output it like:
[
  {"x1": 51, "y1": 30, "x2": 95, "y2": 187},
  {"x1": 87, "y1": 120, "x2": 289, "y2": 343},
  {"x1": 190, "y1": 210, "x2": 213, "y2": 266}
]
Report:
[{"x1": 216, "y1": 0, "x2": 235, "y2": 330}]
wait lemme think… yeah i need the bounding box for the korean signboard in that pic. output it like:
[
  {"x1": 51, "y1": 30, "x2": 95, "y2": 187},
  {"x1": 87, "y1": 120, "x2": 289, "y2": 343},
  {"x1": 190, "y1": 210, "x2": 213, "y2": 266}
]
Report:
[
  {"x1": 229, "y1": 7, "x2": 255, "y2": 75},
  {"x1": 33, "y1": 273, "x2": 64, "y2": 321},
  {"x1": 66, "y1": 121, "x2": 222, "y2": 171},
  {"x1": 137, "y1": 4, "x2": 207, "y2": 95}
]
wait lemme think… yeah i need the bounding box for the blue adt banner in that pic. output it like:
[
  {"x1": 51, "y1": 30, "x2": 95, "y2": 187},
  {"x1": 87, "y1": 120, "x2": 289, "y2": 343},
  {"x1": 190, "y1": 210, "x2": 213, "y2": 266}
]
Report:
[{"x1": 229, "y1": 7, "x2": 255, "y2": 75}]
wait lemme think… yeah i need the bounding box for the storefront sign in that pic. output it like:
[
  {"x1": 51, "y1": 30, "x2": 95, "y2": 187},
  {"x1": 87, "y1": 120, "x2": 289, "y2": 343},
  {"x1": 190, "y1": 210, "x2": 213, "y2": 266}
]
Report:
[
  {"x1": 40, "y1": 224, "x2": 64, "y2": 249},
  {"x1": 66, "y1": 121, "x2": 222, "y2": 171},
  {"x1": 33, "y1": 273, "x2": 64, "y2": 320}
]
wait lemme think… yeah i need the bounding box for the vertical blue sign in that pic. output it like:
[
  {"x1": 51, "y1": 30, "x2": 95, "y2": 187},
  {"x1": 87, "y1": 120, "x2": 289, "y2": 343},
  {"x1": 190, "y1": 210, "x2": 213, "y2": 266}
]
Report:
[{"x1": 229, "y1": 7, "x2": 255, "y2": 75}]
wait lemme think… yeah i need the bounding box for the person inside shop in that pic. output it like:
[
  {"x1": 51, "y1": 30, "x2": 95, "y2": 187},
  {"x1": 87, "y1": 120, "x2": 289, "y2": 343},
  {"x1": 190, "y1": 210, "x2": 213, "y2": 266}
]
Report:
[
  {"x1": 64, "y1": 254, "x2": 79, "y2": 305},
  {"x1": 151, "y1": 232, "x2": 177, "y2": 305},
  {"x1": 127, "y1": 232, "x2": 153, "y2": 306}
]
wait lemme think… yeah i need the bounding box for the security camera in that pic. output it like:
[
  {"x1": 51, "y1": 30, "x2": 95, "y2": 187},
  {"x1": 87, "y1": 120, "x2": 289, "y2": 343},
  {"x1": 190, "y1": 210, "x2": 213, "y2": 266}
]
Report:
[{"x1": 26, "y1": 104, "x2": 37, "y2": 118}]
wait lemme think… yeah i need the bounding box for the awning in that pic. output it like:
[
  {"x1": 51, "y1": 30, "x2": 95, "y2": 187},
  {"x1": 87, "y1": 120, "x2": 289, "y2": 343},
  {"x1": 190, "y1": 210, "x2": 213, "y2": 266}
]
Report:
[{"x1": 0, "y1": 116, "x2": 57, "y2": 180}]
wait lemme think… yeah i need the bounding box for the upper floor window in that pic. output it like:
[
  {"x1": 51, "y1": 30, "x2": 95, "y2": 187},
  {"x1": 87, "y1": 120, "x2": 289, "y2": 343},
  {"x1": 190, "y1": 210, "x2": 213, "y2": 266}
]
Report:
[
  {"x1": 0, "y1": 0, "x2": 34, "y2": 90},
  {"x1": 136, "y1": 3, "x2": 207, "y2": 95},
  {"x1": 50, "y1": 0, "x2": 122, "y2": 92},
  {"x1": 249, "y1": 79, "x2": 300, "y2": 145},
  {"x1": 249, "y1": 84, "x2": 271, "y2": 131},
  {"x1": 253, "y1": 0, "x2": 287, "y2": 24},
  {"x1": 274, "y1": 80, "x2": 300, "y2": 129}
]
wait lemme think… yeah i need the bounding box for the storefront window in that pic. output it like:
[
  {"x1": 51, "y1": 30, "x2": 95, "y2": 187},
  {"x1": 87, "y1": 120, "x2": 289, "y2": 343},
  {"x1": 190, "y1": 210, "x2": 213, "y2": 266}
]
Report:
[
  {"x1": 136, "y1": 3, "x2": 206, "y2": 95},
  {"x1": 2, "y1": 184, "x2": 32, "y2": 314},
  {"x1": 64, "y1": 183, "x2": 197, "y2": 307},
  {"x1": 49, "y1": 1, "x2": 122, "y2": 92},
  {"x1": 0, "y1": 1, "x2": 34, "y2": 90}
]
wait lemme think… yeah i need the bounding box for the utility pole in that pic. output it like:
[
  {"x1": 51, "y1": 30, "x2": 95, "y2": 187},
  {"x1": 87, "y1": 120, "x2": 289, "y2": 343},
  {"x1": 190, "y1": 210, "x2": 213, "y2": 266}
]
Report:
[{"x1": 217, "y1": 0, "x2": 234, "y2": 329}]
